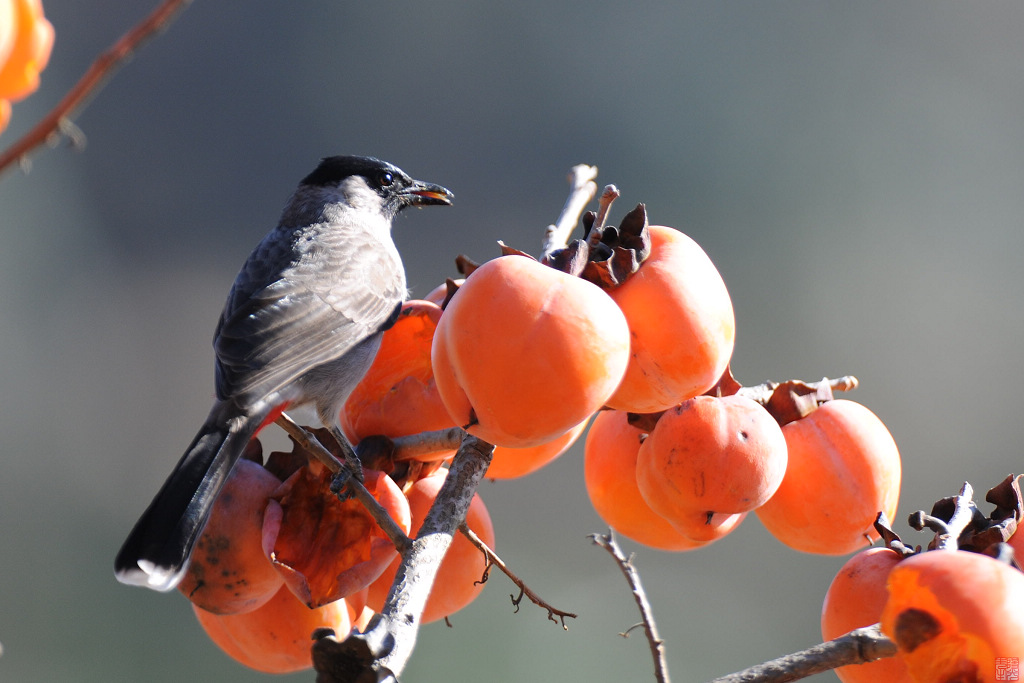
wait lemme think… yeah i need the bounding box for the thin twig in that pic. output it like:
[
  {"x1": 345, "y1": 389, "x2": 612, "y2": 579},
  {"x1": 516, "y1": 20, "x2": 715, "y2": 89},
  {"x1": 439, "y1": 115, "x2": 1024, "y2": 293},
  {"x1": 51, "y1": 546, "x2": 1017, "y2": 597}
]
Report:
[
  {"x1": 587, "y1": 184, "x2": 621, "y2": 247},
  {"x1": 0, "y1": 0, "x2": 194, "y2": 175},
  {"x1": 541, "y1": 164, "x2": 599, "y2": 259},
  {"x1": 273, "y1": 414, "x2": 412, "y2": 554},
  {"x1": 390, "y1": 427, "x2": 467, "y2": 462},
  {"x1": 591, "y1": 530, "x2": 671, "y2": 683},
  {"x1": 705, "y1": 624, "x2": 897, "y2": 683},
  {"x1": 459, "y1": 522, "x2": 578, "y2": 630}
]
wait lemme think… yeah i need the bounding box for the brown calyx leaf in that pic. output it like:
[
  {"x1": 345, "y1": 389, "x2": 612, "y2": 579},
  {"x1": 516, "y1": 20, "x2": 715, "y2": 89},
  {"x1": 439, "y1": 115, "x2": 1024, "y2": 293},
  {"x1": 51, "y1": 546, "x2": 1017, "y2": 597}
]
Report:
[
  {"x1": 455, "y1": 253, "x2": 481, "y2": 276},
  {"x1": 763, "y1": 379, "x2": 836, "y2": 427},
  {"x1": 541, "y1": 203, "x2": 652, "y2": 289}
]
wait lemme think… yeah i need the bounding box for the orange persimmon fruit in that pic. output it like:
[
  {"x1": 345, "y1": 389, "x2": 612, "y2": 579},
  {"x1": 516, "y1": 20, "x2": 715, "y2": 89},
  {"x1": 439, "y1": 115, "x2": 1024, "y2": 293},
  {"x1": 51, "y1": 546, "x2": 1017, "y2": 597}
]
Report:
[
  {"x1": 757, "y1": 399, "x2": 901, "y2": 555},
  {"x1": 194, "y1": 584, "x2": 350, "y2": 674},
  {"x1": 485, "y1": 417, "x2": 589, "y2": 480},
  {"x1": 821, "y1": 547, "x2": 912, "y2": 683},
  {"x1": 366, "y1": 468, "x2": 495, "y2": 623},
  {"x1": 881, "y1": 549, "x2": 1024, "y2": 683},
  {"x1": 179, "y1": 458, "x2": 284, "y2": 615},
  {"x1": 342, "y1": 300, "x2": 457, "y2": 459},
  {"x1": 431, "y1": 254, "x2": 630, "y2": 448},
  {"x1": 0, "y1": 0, "x2": 54, "y2": 133},
  {"x1": 604, "y1": 226, "x2": 735, "y2": 413},
  {"x1": 636, "y1": 395, "x2": 787, "y2": 542},
  {"x1": 584, "y1": 409, "x2": 714, "y2": 550}
]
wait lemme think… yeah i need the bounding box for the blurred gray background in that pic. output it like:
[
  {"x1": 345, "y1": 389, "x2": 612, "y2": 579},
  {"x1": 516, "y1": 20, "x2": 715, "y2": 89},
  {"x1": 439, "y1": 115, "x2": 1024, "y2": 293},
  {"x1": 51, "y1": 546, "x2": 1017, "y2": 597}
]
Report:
[{"x1": 2, "y1": 2, "x2": 1022, "y2": 681}]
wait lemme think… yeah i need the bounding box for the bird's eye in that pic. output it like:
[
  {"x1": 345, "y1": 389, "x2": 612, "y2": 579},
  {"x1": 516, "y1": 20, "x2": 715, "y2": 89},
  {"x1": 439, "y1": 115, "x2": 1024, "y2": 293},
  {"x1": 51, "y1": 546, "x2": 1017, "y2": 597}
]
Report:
[{"x1": 378, "y1": 171, "x2": 394, "y2": 188}]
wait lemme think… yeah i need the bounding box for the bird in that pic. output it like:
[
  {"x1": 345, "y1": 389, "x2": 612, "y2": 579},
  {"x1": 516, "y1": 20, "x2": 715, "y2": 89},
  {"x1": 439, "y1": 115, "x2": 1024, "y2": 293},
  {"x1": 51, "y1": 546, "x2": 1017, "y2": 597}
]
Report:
[{"x1": 114, "y1": 155, "x2": 453, "y2": 592}]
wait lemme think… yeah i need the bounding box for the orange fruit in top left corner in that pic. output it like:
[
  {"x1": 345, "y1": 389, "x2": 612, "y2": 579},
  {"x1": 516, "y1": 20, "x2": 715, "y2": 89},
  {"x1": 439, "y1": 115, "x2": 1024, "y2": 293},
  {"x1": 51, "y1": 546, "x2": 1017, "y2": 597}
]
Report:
[{"x1": 0, "y1": 0, "x2": 54, "y2": 133}]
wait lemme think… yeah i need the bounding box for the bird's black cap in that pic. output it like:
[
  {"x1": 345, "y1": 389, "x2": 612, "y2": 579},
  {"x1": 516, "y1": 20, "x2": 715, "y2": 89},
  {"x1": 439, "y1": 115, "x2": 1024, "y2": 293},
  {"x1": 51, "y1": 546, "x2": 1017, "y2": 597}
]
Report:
[{"x1": 301, "y1": 155, "x2": 453, "y2": 212}]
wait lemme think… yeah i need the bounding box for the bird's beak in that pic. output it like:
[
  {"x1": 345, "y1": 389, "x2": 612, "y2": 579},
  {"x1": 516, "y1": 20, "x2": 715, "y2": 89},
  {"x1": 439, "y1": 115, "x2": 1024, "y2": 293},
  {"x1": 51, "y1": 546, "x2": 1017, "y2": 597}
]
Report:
[{"x1": 403, "y1": 180, "x2": 454, "y2": 207}]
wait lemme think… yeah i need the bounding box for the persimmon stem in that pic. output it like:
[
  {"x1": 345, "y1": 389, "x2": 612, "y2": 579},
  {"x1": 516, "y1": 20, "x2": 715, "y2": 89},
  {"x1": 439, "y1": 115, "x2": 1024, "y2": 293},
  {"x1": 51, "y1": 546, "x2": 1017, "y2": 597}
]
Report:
[
  {"x1": 705, "y1": 624, "x2": 896, "y2": 683},
  {"x1": 541, "y1": 164, "x2": 599, "y2": 259},
  {"x1": 459, "y1": 522, "x2": 578, "y2": 629},
  {"x1": 390, "y1": 427, "x2": 467, "y2": 462},
  {"x1": 590, "y1": 530, "x2": 671, "y2": 683},
  {"x1": 588, "y1": 184, "x2": 621, "y2": 247},
  {"x1": 273, "y1": 414, "x2": 412, "y2": 554},
  {"x1": 735, "y1": 375, "x2": 859, "y2": 406},
  {"x1": 0, "y1": 0, "x2": 194, "y2": 175}
]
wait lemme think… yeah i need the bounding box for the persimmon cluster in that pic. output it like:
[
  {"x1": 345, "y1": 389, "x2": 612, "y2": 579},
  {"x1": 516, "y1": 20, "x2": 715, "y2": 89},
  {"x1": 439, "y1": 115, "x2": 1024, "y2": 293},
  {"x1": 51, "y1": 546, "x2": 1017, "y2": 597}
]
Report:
[
  {"x1": 821, "y1": 476, "x2": 1024, "y2": 683},
  {"x1": 181, "y1": 189, "x2": 909, "y2": 674}
]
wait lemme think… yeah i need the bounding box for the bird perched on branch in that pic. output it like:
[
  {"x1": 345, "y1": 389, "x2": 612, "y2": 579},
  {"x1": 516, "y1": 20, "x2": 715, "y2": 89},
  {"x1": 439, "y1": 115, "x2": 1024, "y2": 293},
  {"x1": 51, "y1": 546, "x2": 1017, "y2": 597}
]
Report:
[{"x1": 115, "y1": 155, "x2": 453, "y2": 591}]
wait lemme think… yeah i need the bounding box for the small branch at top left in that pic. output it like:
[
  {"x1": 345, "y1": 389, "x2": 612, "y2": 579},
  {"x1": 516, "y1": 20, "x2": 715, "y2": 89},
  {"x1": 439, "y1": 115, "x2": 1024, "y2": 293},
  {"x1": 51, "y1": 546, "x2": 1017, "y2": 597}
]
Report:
[{"x1": 0, "y1": 0, "x2": 194, "y2": 176}]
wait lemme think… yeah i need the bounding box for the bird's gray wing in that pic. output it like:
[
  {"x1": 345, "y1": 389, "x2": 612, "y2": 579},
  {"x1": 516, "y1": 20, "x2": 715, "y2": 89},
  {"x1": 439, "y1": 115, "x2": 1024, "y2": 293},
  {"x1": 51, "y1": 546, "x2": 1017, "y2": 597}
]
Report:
[{"x1": 212, "y1": 221, "x2": 405, "y2": 405}]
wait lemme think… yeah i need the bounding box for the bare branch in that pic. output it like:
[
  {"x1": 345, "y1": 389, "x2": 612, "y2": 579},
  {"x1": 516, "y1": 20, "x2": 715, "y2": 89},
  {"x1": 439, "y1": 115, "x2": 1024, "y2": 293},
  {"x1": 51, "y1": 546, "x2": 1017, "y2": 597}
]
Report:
[
  {"x1": 706, "y1": 624, "x2": 897, "y2": 683},
  {"x1": 459, "y1": 522, "x2": 578, "y2": 629},
  {"x1": 541, "y1": 164, "x2": 599, "y2": 259},
  {"x1": 313, "y1": 435, "x2": 496, "y2": 682},
  {"x1": 0, "y1": 0, "x2": 194, "y2": 175},
  {"x1": 591, "y1": 531, "x2": 671, "y2": 683}
]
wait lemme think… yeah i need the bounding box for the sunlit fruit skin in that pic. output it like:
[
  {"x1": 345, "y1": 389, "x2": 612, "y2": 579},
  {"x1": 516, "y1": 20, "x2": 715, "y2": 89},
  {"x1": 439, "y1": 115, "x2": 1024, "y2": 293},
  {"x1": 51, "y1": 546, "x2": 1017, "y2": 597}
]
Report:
[
  {"x1": 485, "y1": 417, "x2": 589, "y2": 480},
  {"x1": 756, "y1": 400, "x2": 901, "y2": 555},
  {"x1": 584, "y1": 409, "x2": 714, "y2": 550},
  {"x1": 431, "y1": 254, "x2": 631, "y2": 448},
  {"x1": 821, "y1": 547, "x2": 913, "y2": 683},
  {"x1": 604, "y1": 226, "x2": 735, "y2": 413},
  {"x1": 881, "y1": 550, "x2": 1024, "y2": 683},
  {"x1": 367, "y1": 469, "x2": 495, "y2": 623},
  {"x1": 194, "y1": 584, "x2": 350, "y2": 674},
  {"x1": 635, "y1": 395, "x2": 787, "y2": 542},
  {"x1": 179, "y1": 458, "x2": 284, "y2": 615},
  {"x1": 341, "y1": 300, "x2": 457, "y2": 458},
  {"x1": 0, "y1": 0, "x2": 54, "y2": 134}
]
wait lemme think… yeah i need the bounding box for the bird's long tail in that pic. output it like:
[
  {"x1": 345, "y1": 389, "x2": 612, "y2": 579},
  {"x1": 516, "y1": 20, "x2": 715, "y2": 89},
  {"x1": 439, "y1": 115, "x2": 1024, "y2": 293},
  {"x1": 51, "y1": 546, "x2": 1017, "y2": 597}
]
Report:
[{"x1": 114, "y1": 400, "x2": 269, "y2": 591}]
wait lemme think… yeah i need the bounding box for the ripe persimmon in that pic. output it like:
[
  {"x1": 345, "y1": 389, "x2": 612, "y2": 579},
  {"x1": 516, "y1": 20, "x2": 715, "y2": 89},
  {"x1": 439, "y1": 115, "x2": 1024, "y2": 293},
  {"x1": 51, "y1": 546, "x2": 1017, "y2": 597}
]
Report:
[
  {"x1": 263, "y1": 463, "x2": 411, "y2": 607},
  {"x1": 486, "y1": 417, "x2": 589, "y2": 480},
  {"x1": 179, "y1": 458, "x2": 284, "y2": 615},
  {"x1": 431, "y1": 254, "x2": 630, "y2": 448},
  {"x1": 881, "y1": 550, "x2": 1024, "y2": 682},
  {"x1": 821, "y1": 547, "x2": 912, "y2": 683},
  {"x1": 194, "y1": 584, "x2": 350, "y2": 674},
  {"x1": 584, "y1": 409, "x2": 713, "y2": 550},
  {"x1": 341, "y1": 300, "x2": 457, "y2": 459},
  {"x1": 366, "y1": 468, "x2": 495, "y2": 623},
  {"x1": 636, "y1": 395, "x2": 787, "y2": 542},
  {"x1": 0, "y1": 0, "x2": 54, "y2": 133},
  {"x1": 604, "y1": 226, "x2": 735, "y2": 413},
  {"x1": 757, "y1": 400, "x2": 901, "y2": 555}
]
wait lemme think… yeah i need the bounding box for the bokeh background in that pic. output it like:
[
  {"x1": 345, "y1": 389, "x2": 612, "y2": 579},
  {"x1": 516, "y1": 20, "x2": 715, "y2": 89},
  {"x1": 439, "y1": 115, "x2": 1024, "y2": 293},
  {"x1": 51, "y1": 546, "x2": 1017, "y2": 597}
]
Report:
[{"x1": 2, "y1": 2, "x2": 1023, "y2": 681}]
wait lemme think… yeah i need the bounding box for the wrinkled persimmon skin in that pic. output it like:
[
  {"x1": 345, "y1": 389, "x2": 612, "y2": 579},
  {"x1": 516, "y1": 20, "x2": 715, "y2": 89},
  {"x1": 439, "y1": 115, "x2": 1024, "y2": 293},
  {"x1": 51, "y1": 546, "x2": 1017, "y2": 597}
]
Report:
[
  {"x1": 342, "y1": 301, "x2": 457, "y2": 453},
  {"x1": 486, "y1": 417, "x2": 589, "y2": 480},
  {"x1": 584, "y1": 410, "x2": 713, "y2": 551},
  {"x1": 881, "y1": 550, "x2": 1024, "y2": 683},
  {"x1": 757, "y1": 399, "x2": 901, "y2": 555},
  {"x1": 179, "y1": 458, "x2": 284, "y2": 615},
  {"x1": 367, "y1": 469, "x2": 495, "y2": 623},
  {"x1": 821, "y1": 547, "x2": 912, "y2": 683},
  {"x1": 432, "y1": 255, "x2": 630, "y2": 448},
  {"x1": 605, "y1": 226, "x2": 735, "y2": 413},
  {"x1": 263, "y1": 464, "x2": 411, "y2": 608},
  {"x1": 194, "y1": 584, "x2": 350, "y2": 674},
  {"x1": 636, "y1": 395, "x2": 787, "y2": 542}
]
